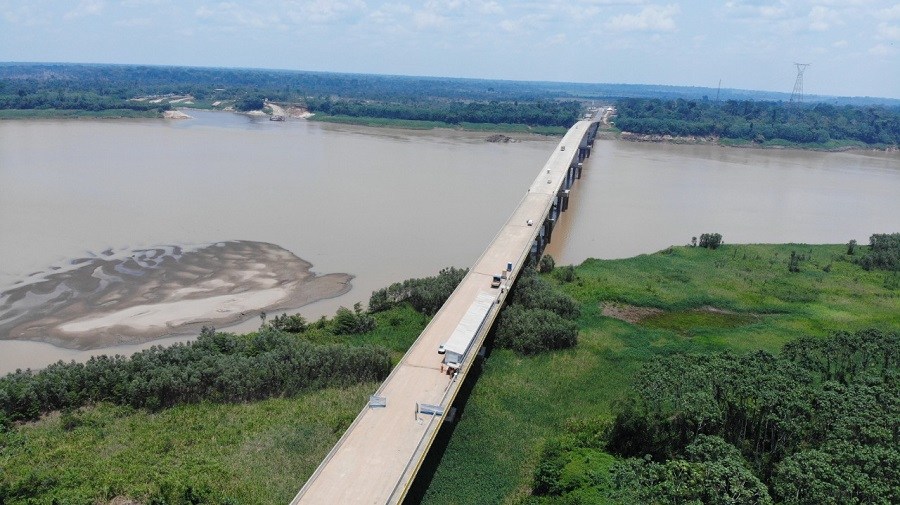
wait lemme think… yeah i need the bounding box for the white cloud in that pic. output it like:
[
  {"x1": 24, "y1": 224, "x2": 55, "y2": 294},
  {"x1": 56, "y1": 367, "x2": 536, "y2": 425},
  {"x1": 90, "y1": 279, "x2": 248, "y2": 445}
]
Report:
[
  {"x1": 499, "y1": 19, "x2": 520, "y2": 32},
  {"x1": 869, "y1": 42, "x2": 895, "y2": 55},
  {"x1": 64, "y1": 0, "x2": 104, "y2": 20},
  {"x1": 284, "y1": 0, "x2": 366, "y2": 24},
  {"x1": 114, "y1": 17, "x2": 153, "y2": 27},
  {"x1": 880, "y1": 4, "x2": 900, "y2": 20},
  {"x1": 413, "y1": 9, "x2": 448, "y2": 30},
  {"x1": 607, "y1": 4, "x2": 680, "y2": 32},
  {"x1": 196, "y1": 2, "x2": 275, "y2": 29},
  {"x1": 878, "y1": 22, "x2": 900, "y2": 40},
  {"x1": 479, "y1": 1, "x2": 503, "y2": 15},
  {"x1": 545, "y1": 33, "x2": 567, "y2": 45},
  {"x1": 723, "y1": 1, "x2": 787, "y2": 21},
  {"x1": 808, "y1": 6, "x2": 841, "y2": 31},
  {"x1": 832, "y1": 39, "x2": 848, "y2": 48}
]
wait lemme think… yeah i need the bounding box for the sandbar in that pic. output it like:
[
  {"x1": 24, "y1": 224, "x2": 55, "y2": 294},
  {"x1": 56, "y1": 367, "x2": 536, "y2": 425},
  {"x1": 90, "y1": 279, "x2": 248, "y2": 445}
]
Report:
[{"x1": 0, "y1": 241, "x2": 352, "y2": 349}]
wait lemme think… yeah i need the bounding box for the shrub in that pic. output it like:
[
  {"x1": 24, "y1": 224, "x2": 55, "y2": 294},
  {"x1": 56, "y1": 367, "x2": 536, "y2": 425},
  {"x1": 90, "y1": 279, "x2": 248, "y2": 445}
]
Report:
[
  {"x1": 369, "y1": 267, "x2": 467, "y2": 314},
  {"x1": 538, "y1": 254, "x2": 556, "y2": 273},
  {"x1": 699, "y1": 233, "x2": 723, "y2": 249},
  {"x1": 509, "y1": 268, "x2": 580, "y2": 319},
  {"x1": 855, "y1": 233, "x2": 900, "y2": 271},
  {"x1": 0, "y1": 329, "x2": 391, "y2": 422},
  {"x1": 495, "y1": 305, "x2": 578, "y2": 355},
  {"x1": 269, "y1": 313, "x2": 307, "y2": 333},
  {"x1": 555, "y1": 265, "x2": 577, "y2": 283},
  {"x1": 334, "y1": 303, "x2": 377, "y2": 335}
]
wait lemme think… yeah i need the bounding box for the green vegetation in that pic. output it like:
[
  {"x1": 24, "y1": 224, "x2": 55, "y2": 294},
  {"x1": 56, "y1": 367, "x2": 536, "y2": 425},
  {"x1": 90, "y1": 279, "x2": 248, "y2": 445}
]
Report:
[
  {"x1": 536, "y1": 328, "x2": 898, "y2": 504},
  {"x1": 615, "y1": 98, "x2": 900, "y2": 148},
  {"x1": 0, "y1": 328, "x2": 390, "y2": 423},
  {"x1": 369, "y1": 266, "x2": 468, "y2": 315},
  {"x1": 305, "y1": 97, "x2": 580, "y2": 128},
  {"x1": 0, "y1": 108, "x2": 161, "y2": 119},
  {"x1": 854, "y1": 233, "x2": 900, "y2": 271},
  {"x1": 421, "y1": 243, "x2": 899, "y2": 504},
  {"x1": 698, "y1": 232, "x2": 723, "y2": 249},
  {"x1": 309, "y1": 114, "x2": 569, "y2": 134},
  {"x1": 234, "y1": 96, "x2": 265, "y2": 112},
  {"x1": 0, "y1": 305, "x2": 427, "y2": 504},
  {"x1": 2, "y1": 242, "x2": 898, "y2": 504},
  {"x1": 333, "y1": 303, "x2": 377, "y2": 335},
  {"x1": 0, "y1": 386, "x2": 375, "y2": 504}
]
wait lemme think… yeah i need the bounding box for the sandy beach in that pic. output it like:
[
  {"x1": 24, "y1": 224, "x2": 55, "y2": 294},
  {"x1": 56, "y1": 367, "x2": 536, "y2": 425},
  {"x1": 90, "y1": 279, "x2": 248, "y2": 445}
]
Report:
[{"x1": 0, "y1": 241, "x2": 351, "y2": 349}]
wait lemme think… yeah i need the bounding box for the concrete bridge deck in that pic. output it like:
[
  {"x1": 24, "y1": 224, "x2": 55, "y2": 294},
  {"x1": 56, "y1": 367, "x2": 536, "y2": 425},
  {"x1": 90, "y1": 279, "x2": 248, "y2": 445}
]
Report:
[{"x1": 292, "y1": 120, "x2": 599, "y2": 505}]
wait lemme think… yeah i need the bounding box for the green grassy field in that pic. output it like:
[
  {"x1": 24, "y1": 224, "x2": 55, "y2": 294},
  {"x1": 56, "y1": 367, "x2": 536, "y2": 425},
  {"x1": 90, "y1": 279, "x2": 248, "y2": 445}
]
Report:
[
  {"x1": 419, "y1": 243, "x2": 899, "y2": 504},
  {"x1": 0, "y1": 385, "x2": 374, "y2": 504},
  {"x1": 2, "y1": 244, "x2": 896, "y2": 504}
]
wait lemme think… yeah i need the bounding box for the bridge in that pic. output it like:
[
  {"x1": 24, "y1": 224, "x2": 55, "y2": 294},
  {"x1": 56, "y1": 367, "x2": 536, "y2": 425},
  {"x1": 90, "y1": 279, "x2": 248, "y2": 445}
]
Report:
[{"x1": 291, "y1": 119, "x2": 601, "y2": 504}]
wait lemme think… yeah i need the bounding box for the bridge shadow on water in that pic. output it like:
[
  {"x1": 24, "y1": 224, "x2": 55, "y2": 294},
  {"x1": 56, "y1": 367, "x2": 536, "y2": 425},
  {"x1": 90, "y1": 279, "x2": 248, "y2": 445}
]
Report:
[{"x1": 403, "y1": 333, "x2": 497, "y2": 503}]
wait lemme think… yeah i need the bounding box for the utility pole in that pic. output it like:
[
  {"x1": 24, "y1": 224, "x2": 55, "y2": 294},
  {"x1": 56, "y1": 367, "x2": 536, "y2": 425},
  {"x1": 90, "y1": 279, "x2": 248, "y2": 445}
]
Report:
[{"x1": 789, "y1": 63, "x2": 810, "y2": 103}]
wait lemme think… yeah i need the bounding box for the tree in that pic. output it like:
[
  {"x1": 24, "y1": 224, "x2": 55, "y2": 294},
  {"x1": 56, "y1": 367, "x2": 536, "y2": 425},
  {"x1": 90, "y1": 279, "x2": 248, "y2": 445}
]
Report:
[
  {"x1": 699, "y1": 233, "x2": 723, "y2": 249},
  {"x1": 538, "y1": 254, "x2": 556, "y2": 273},
  {"x1": 333, "y1": 303, "x2": 376, "y2": 335}
]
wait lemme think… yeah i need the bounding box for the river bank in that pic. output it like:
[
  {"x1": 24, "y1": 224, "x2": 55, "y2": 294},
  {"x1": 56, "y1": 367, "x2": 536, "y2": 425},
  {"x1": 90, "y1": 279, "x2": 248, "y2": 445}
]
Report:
[{"x1": 614, "y1": 130, "x2": 899, "y2": 153}]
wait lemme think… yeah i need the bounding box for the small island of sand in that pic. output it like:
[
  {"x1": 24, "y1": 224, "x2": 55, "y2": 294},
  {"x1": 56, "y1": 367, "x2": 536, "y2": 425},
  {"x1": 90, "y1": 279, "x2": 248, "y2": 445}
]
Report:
[{"x1": 0, "y1": 241, "x2": 351, "y2": 349}]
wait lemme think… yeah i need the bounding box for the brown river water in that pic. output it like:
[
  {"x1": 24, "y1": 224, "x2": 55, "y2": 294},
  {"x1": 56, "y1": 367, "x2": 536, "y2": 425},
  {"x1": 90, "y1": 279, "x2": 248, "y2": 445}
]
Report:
[{"x1": 1, "y1": 111, "x2": 898, "y2": 373}]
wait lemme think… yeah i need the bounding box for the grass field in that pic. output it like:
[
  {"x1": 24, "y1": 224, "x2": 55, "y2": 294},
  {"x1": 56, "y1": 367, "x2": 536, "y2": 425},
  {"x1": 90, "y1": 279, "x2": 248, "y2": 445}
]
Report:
[
  {"x1": 419, "y1": 243, "x2": 899, "y2": 504},
  {"x1": 0, "y1": 385, "x2": 375, "y2": 504},
  {"x1": 2, "y1": 244, "x2": 896, "y2": 504}
]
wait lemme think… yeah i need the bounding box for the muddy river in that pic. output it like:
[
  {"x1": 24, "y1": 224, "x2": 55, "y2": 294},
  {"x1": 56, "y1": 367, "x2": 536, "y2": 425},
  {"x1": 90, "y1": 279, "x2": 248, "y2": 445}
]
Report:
[{"x1": 1, "y1": 111, "x2": 898, "y2": 373}]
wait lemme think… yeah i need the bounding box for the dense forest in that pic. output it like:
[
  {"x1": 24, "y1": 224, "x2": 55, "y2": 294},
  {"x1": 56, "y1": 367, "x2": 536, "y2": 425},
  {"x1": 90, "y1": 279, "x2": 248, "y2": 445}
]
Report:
[
  {"x1": 531, "y1": 328, "x2": 899, "y2": 504},
  {"x1": 615, "y1": 97, "x2": 900, "y2": 147},
  {"x1": 305, "y1": 97, "x2": 580, "y2": 127},
  {"x1": 4, "y1": 63, "x2": 900, "y2": 134}
]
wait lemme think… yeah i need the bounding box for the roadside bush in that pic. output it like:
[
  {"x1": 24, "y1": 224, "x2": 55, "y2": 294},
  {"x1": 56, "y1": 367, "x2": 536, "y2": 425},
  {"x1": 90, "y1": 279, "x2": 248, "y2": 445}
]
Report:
[
  {"x1": 369, "y1": 267, "x2": 467, "y2": 315},
  {"x1": 538, "y1": 254, "x2": 556, "y2": 273},
  {"x1": 509, "y1": 268, "x2": 580, "y2": 319},
  {"x1": 495, "y1": 305, "x2": 578, "y2": 355}
]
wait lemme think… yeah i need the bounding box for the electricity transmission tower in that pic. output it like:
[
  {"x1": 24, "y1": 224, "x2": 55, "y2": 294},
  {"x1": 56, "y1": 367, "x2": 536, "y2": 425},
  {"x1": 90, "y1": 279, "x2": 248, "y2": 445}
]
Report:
[{"x1": 789, "y1": 63, "x2": 810, "y2": 103}]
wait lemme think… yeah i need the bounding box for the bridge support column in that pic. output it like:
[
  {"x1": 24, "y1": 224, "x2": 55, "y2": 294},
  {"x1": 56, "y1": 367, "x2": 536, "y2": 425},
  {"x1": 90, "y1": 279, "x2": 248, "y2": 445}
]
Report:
[
  {"x1": 576, "y1": 162, "x2": 583, "y2": 179},
  {"x1": 562, "y1": 189, "x2": 570, "y2": 212}
]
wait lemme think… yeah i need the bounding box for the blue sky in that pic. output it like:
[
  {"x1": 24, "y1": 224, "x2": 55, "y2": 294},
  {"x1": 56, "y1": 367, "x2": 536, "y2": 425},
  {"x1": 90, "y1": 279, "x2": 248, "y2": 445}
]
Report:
[{"x1": 2, "y1": 0, "x2": 898, "y2": 98}]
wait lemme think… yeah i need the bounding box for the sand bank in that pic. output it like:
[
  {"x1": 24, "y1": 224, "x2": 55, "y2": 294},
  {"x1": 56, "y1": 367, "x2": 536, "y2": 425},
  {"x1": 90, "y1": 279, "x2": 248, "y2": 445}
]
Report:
[{"x1": 0, "y1": 241, "x2": 351, "y2": 349}]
